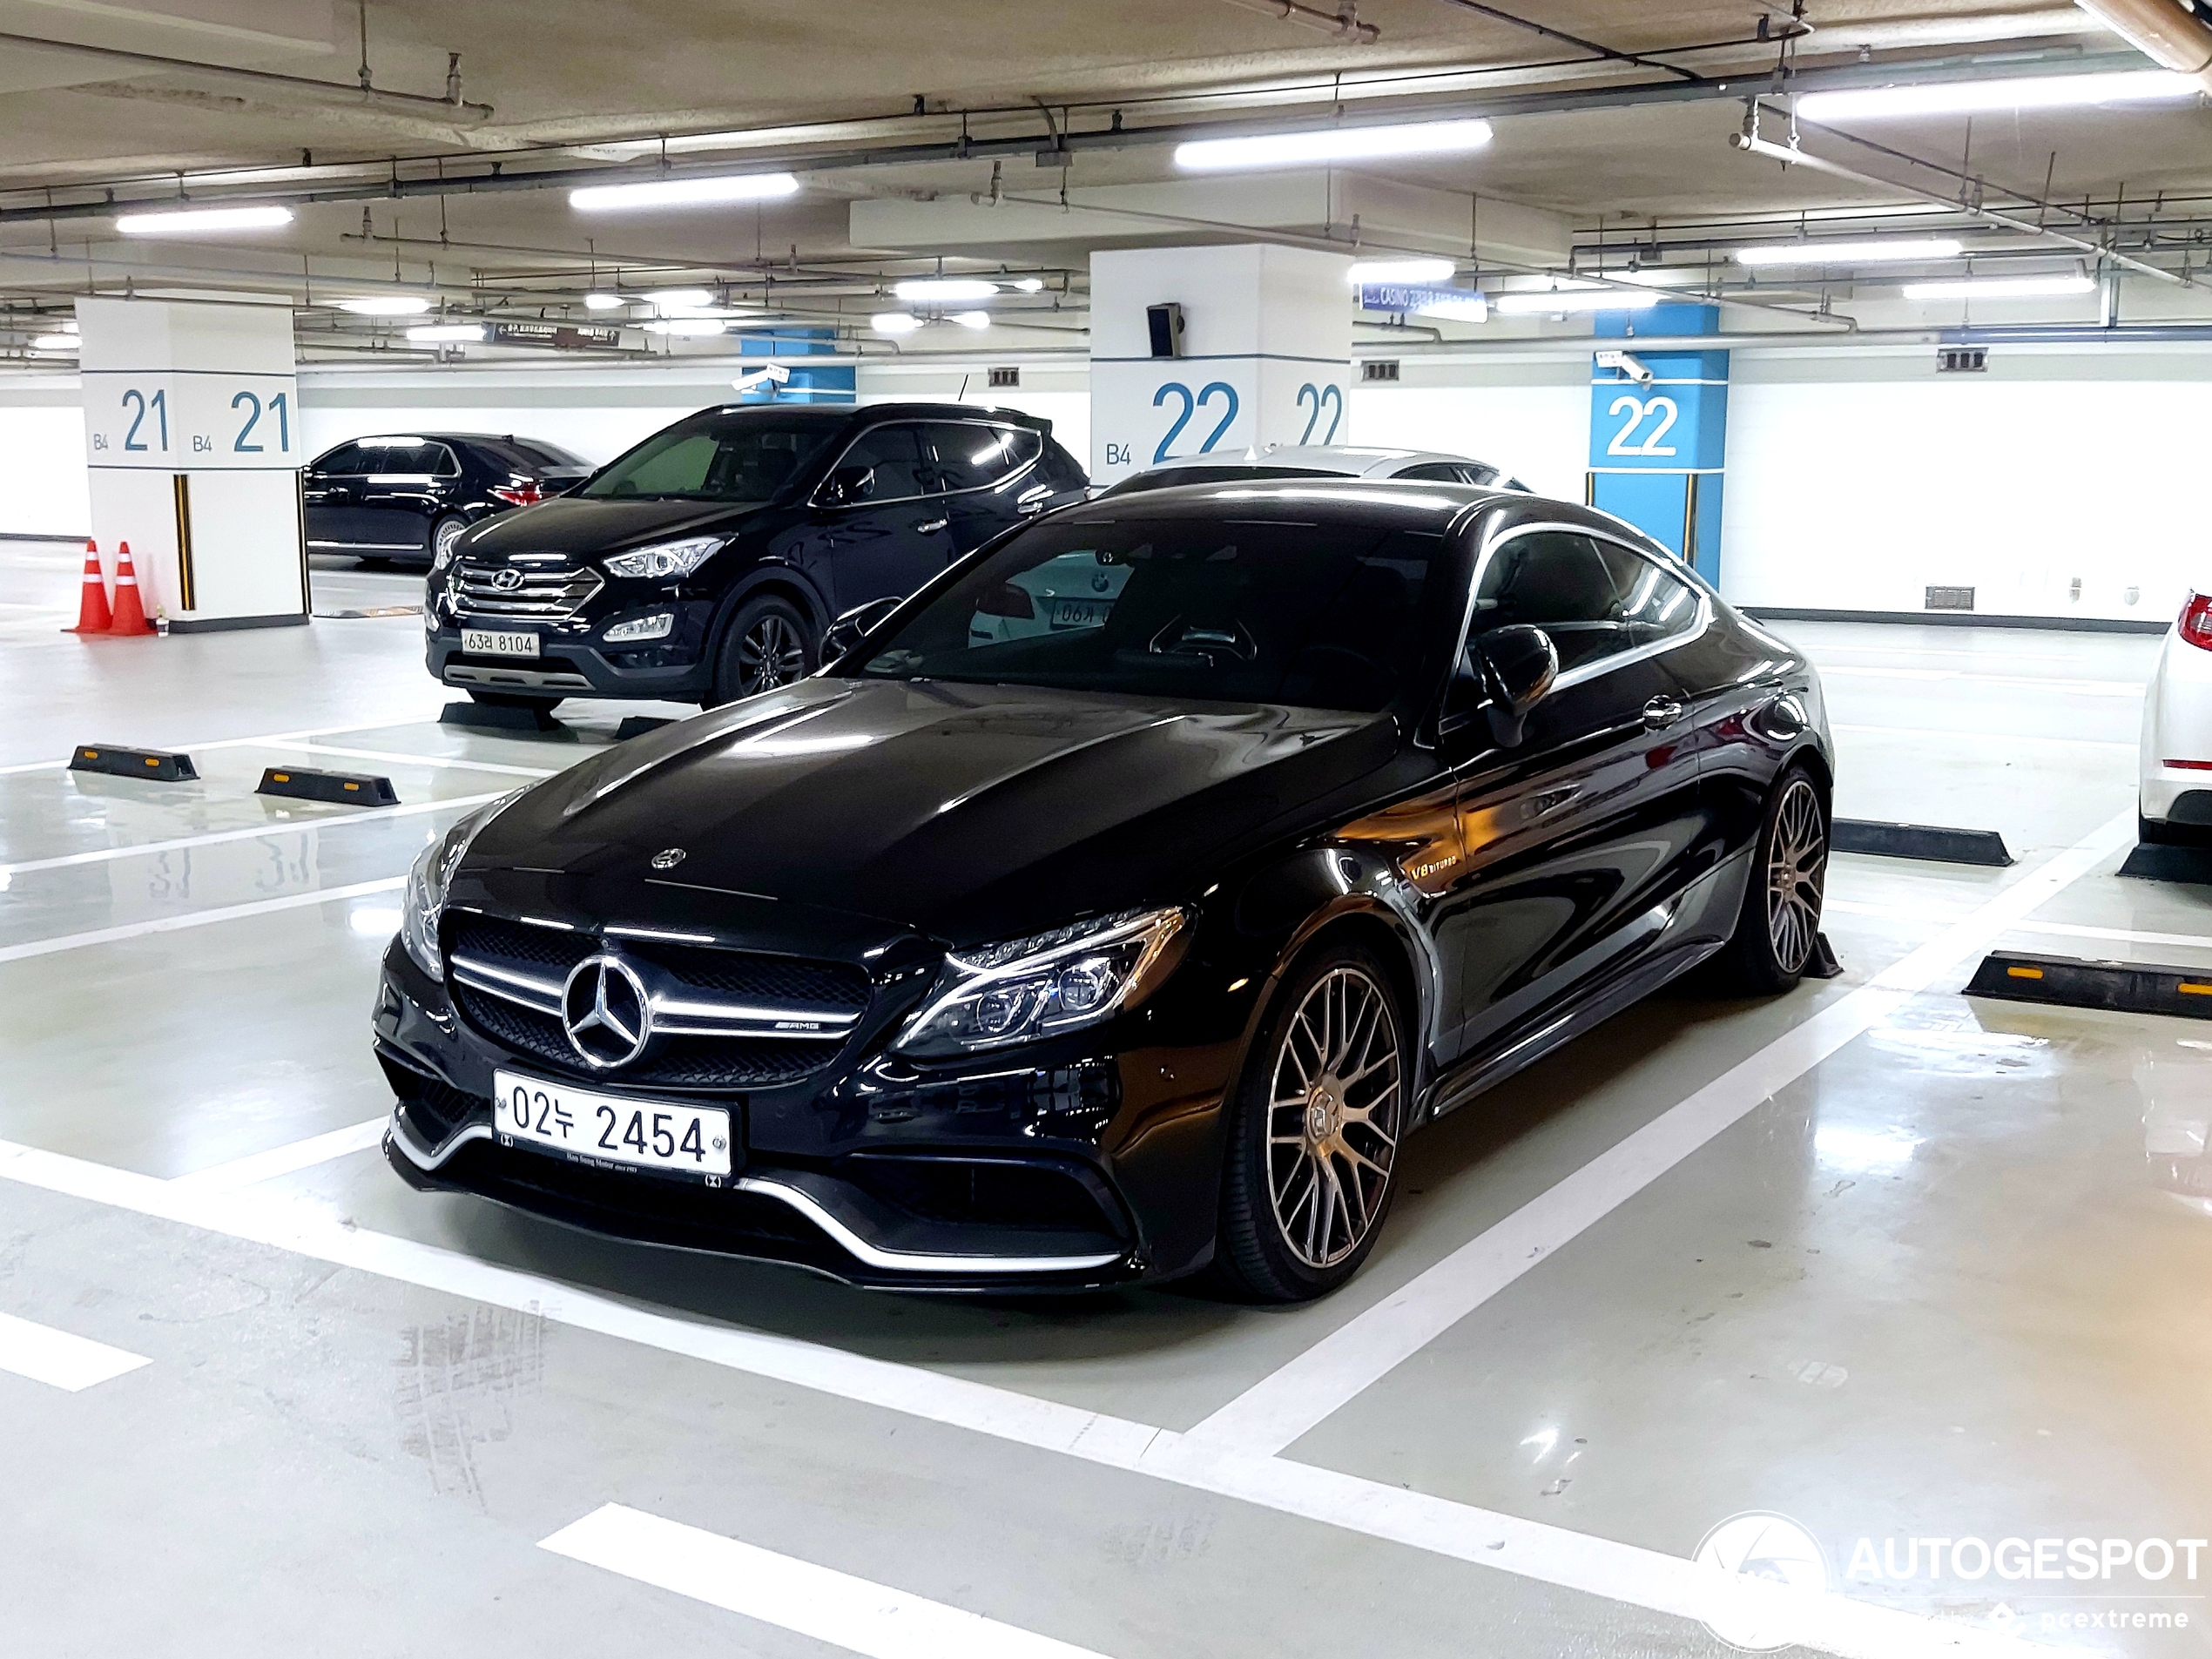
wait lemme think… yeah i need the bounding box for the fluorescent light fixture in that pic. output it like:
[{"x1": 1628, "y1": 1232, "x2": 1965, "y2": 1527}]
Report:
[
  {"x1": 406, "y1": 322, "x2": 487, "y2": 342},
  {"x1": 1797, "y1": 68, "x2": 2196, "y2": 119},
  {"x1": 1010, "y1": 277, "x2": 1046, "y2": 293},
  {"x1": 59, "y1": 320, "x2": 78, "y2": 334},
  {"x1": 1737, "y1": 236, "x2": 1964, "y2": 266},
  {"x1": 583, "y1": 292, "x2": 625, "y2": 310},
  {"x1": 894, "y1": 277, "x2": 998, "y2": 301},
  {"x1": 1901, "y1": 273, "x2": 2098, "y2": 300},
  {"x1": 949, "y1": 310, "x2": 992, "y2": 330},
  {"x1": 871, "y1": 312, "x2": 922, "y2": 335},
  {"x1": 115, "y1": 203, "x2": 294, "y2": 237},
  {"x1": 570, "y1": 172, "x2": 799, "y2": 212},
  {"x1": 335, "y1": 295, "x2": 433, "y2": 315},
  {"x1": 1348, "y1": 257, "x2": 1456, "y2": 285},
  {"x1": 642, "y1": 317, "x2": 727, "y2": 336},
  {"x1": 644, "y1": 287, "x2": 713, "y2": 310},
  {"x1": 1175, "y1": 116, "x2": 1494, "y2": 172},
  {"x1": 1493, "y1": 287, "x2": 1661, "y2": 315},
  {"x1": 32, "y1": 333, "x2": 78, "y2": 350},
  {"x1": 1413, "y1": 293, "x2": 1491, "y2": 322}
]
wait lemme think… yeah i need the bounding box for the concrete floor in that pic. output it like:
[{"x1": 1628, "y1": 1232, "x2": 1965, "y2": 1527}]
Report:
[{"x1": 3, "y1": 538, "x2": 2209, "y2": 1657}]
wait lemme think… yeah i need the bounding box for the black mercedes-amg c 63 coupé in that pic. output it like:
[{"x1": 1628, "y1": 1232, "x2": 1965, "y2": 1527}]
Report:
[{"x1": 375, "y1": 478, "x2": 1831, "y2": 1300}]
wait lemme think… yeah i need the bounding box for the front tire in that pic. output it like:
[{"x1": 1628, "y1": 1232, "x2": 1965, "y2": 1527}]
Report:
[
  {"x1": 710, "y1": 595, "x2": 816, "y2": 706},
  {"x1": 1712, "y1": 765, "x2": 1828, "y2": 995},
  {"x1": 1216, "y1": 944, "x2": 1410, "y2": 1303}
]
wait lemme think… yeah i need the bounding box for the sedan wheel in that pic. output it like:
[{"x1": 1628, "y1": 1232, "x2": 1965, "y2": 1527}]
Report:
[
  {"x1": 1766, "y1": 775, "x2": 1826, "y2": 977},
  {"x1": 431, "y1": 515, "x2": 468, "y2": 566},
  {"x1": 1218, "y1": 944, "x2": 1409, "y2": 1300}
]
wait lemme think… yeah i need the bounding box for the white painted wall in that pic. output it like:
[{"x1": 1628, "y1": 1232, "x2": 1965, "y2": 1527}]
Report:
[
  {"x1": 1346, "y1": 381, "x2": 1588, "y2": 500},
  {"x1": 0, "y1": 388, "x2": 91, "y2": 536}
]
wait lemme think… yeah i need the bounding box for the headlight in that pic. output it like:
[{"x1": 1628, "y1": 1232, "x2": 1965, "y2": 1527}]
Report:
[
  {"x1": 398, "y1": 792, "x2": 522, "y2": 980},
  {"x1": 893, "y1": 907, "x2": 1189, "y2": 1057},
  {"x1": 604, "y1": 536, "x2": 724, "y2": 580}
]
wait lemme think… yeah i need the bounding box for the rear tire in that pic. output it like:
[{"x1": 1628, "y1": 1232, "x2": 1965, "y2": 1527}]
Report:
[
  {"x1": 1215, "y1": 943, "x2": 1411, "y2": 1303},
  {"x1": 709, "y1": 595, "x2": 816, "y2": 706},
  {"x1": 1710, "y1": 765, "x2": 1828, "y2": 996}
]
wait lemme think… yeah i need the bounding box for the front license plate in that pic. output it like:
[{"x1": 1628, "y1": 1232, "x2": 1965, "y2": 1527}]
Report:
[
  {"x1": 462, "y1": 628, "x2": 539, "y2": 658},
  {"x1": 493, "y1": 1069, "x2": 733, "y2": 1177}
]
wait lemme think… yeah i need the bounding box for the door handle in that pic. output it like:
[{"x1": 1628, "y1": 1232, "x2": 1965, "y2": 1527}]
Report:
[
  {"x1": 1524, "y1": 785, "x2": 1580, "y2": 820},
  {"x1": 911, "y1": 516, "x2": 949, "y2": 535},
  {"x1": 1642, "y1": 696, "x2": 1685, "y2": 730}
]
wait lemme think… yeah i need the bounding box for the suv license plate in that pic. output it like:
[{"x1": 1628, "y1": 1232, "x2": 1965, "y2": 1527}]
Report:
[
  {"x1": 493, "y1": 1069, "x2": 734, "y2": 1177},
  {"x1": 462, "y1": 628, "x2": 539, "y2": 658}
]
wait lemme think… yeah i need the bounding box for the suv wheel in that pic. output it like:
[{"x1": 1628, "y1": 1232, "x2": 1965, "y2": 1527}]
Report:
[
  {"x1": 1216, "y1": 943, "x2": 1410, "y2": 1302},
  {"x1": 711, "y1": 595, "x2": 815, "y2": 705}
]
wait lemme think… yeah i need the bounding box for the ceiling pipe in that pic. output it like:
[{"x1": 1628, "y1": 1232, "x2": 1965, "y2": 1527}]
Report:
[
  {"x1": 0, "y1": 28, "x2": 493, "y2": 123},
  {"x1": 1730, "y1": 131, "x2": 2188, "y2": 287},
  {"x1": 2074, "y1": 0, "x2": 2212, "y2": 84},
  {"x1": 1217, "y1": 0, "x2": 1379, "y2": 44}
]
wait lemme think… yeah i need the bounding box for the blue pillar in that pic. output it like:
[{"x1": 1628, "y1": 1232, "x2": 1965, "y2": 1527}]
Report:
[
  {"x1": 731, "y1": 326, "x2": 855, "y2": 404},
  {"x1": 1586, "y1": 303, "x2": 1727, "y2": 584}
]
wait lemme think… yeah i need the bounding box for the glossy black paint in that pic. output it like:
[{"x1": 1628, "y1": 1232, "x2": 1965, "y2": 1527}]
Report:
[
  {"x1": 303, "y1": 431, "x2": 589, "y2": 565},
  {"x1": 422, "y1": 402, "x2": 1089, "y2": 705},
  {"x1": 377, "y1": 481, "x2": 1830, "y2": 1291}
]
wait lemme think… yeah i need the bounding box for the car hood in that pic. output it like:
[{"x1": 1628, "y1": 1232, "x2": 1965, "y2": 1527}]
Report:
[
  {"x1": 467, "y1": 678, "x2": 1399, "y2": 945},
  {"x1": 461, "y1": 494, "x2": 770, "y2": 556}
]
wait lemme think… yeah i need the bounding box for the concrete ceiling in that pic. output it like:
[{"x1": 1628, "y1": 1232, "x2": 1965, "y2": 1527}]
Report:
[{"x1": 0, "y1": 0, "x2": 2205, "y2": 350}]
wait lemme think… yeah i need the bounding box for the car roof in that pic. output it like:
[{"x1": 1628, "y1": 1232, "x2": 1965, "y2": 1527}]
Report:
[
  {"x1": 1135, "y1": 444, "x2": 1499, "y2": 478},
  {"x1": 685, "y1": 401, "x2": 1049, "y2": 428},
  {"x1": 1056, "y1": 474, "x2": 1514, "y2": 530}
]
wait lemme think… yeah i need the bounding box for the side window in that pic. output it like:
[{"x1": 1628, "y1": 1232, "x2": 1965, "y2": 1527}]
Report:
[
  {"x1": 1467, "y1": 530, "x2": 1627, "y2": 674},
  {"x1": 921, "y1": 423, "x2": 1041, "y2": 493},
  {"x1": 433, "y1": 443, "x2": 462, "y2": 477},
  {"x1": 1457, "y1": 463, "x2": 1501, "y2": 487},
  {"x1": 1593, "y1": 539, "x2": 1700, "y2": 647},
  {"x1": 832, "y1": 424, "x2": 929, "y2": 502},
  {"x1": 312, "y1": 442, "x2": 367, "y2": 475},
  {"x1": 361, "y1": 441, "x2": 443, "y2": 475},
  {"x1": 1393, "y1": 462, "x2": 1465, "y2": 482}
]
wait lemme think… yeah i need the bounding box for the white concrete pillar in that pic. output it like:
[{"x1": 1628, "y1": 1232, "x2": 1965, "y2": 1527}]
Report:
[
  {"x1": 1087, "y1": 244, "x2": 1352, "y2": 488},
  {"x1": 77, "y1": 297, "x2": 307, "y2": 631}
]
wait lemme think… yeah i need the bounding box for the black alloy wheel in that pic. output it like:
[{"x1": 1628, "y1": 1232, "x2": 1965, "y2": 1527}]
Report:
[
  {"x1": 1713, "y1": 763, "x2": 1828, "y2": 995},
  {"x1": 711, "y1": 595, "x2": 816, "y2": 705}
]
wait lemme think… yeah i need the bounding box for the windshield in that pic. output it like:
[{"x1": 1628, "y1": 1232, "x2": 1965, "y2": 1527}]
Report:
[
  {"x1": 857, "y1": 514, "x2": 1444, "y2": 711},
  {"x1": 578, "y1": 415, "x2": 837, "y2": 502}
]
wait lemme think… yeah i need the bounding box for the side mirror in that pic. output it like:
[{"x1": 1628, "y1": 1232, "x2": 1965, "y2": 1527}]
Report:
[
  {"x1": 822, "y1": 595, "x2": 903, "y2": 664},
  {"x1": 1464, "y1": 624, "x2": 1557, "y2": 748},
  {"x1": 821, "y1": 464, "x2": 876, "y2": 508}
]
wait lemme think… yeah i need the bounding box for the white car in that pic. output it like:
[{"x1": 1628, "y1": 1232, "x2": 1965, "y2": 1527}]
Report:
[
  {"x1": 2139, "y1": 591, "x2": 2212, "y2": 843},
  {"x1": 1096, "y1": 443, "x2": 1531, "y2": 498}
]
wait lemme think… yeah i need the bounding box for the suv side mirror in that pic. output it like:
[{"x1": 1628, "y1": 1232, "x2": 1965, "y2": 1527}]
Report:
[
  {"x1": 821, "y1": 464, "x2": 876, "y2": 508},
  {"x1": 1458, "y1": 624, "x2": 1558, "y2": 748},
  {"x1": 821, "y1": 595, "x2": 903, "y2": 664}
]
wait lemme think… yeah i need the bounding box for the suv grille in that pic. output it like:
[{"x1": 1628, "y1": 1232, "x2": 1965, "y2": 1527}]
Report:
[
  {"x1": 445, "y1": 913, "x2": 872, "y2": 1089},
  {"x1": 452, "y1": 557, "x2": 604, "y2": 619}
]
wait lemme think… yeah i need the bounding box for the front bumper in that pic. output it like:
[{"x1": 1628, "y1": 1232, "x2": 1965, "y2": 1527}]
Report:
[
  {"x1": 426, "y1": 596, "x2": 718, "y2": 702},
  {"x1": 372, "y1": 937, "x2": 1233, "y2": 1291}
]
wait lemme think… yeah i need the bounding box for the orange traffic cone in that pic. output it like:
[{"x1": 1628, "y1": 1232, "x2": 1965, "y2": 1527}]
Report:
[
  {"x1": 107, "y1": 541, "x2": 152, "y2": 635},
  {"x1": 65, "y1": 539, "x2": 111, "y2": 634}
]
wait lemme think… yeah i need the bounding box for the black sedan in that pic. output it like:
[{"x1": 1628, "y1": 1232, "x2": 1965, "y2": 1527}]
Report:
[
  {"x1": 424, "y1": 402, "x2": 1090, "y2": 712},
  {"x1": 374, "y1": 480, "x2": 1832, "y2": 1299},
  {"x1": 303, "y1": 433, "x2": 591, "y2": 568}
]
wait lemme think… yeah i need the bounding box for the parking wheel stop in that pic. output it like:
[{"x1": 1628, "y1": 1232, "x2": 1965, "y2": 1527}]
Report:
[
  {"x1": 1966, "y1": 949, "x2": 2212, "y2": 1021},
  {"x1": 1833, "y1": 819, "x2": 2014, "y2": 867},
  {"x1": 257, "y1": 766, "x2": 400, "y2": 807},
  {"x1": 69, "y1": 744, "x2": 198, "y2": 782}
]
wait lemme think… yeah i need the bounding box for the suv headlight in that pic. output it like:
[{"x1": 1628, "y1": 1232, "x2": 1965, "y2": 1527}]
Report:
[
  {"x1": 893, "y1": 907, "x2": 1189, "y2": 1057},
  {"x1": 399, "y1": 792, "x2": 523, "y2": 980},
  {"x1": 604, "y1": 536, "x2": 724, "y2": 579}
]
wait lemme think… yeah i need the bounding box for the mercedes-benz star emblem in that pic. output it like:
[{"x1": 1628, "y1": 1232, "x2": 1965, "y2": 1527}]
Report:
[
  {"x1": 491, "y1": 567, "x2": 526, "y2": 591},
  {"x1": 560, "y1": 954, "x2": 651, "y2": 1069},
  {"x1": 651, "y1": 846, "x2": 686, "y2": 871}
]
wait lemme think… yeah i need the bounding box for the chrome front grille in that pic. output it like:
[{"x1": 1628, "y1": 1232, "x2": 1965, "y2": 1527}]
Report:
[
  {"x1": 452, "y1": 557, "x2": 604, "y2": 620},
  {"x1": 444, "y1": 913, "x2": 871, "y2": 1089}
]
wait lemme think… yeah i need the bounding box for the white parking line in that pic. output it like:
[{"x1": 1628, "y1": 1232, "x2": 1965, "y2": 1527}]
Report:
[
  {"x1": 1831, "y1": 723, "x2": 2135, "y2": 753},
  {"x1": 168, "y1": 1118, "x2": 389, "y2": 1193},
  {"x1": 0, "y1": 714, "x2": 465, "y2": 778},
  {"x1": 543, "y1": 1504, "x2": 1115, "y2": 1659},
  {"x1": 280, "y1": 741, "x2": 558, "y2": 779},
  {"x1": 0, "y1": 1311, "x2": 150, "y2": 1392},
  {"x1": 0, "y1": 1133, "x2": 2040, "y2": 1656},
  {"x1": 1820, "y1": 665, "x2": 2143, "y2": 696},
  {"x1": 1828, "y1": 900, "x2": 2212, "y2": 954},
  {"x1": 1182, "y1": 810, "x2": 2135, "y2": 1460},
  {"x1": 0, "y1": 792, "x2": 503, "y2": 878},
  {"x1": 0, "y1": 877, "x2": 405, "y2": 964}
]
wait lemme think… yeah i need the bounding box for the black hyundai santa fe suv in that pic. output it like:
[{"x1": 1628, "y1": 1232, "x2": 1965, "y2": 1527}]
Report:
[
  {"x1": 377, "y1": 479, "x2": 1832, "y2": 1299},
  {"x1": 425, "y1": 401, "x2": 1089, "y2": 710}
]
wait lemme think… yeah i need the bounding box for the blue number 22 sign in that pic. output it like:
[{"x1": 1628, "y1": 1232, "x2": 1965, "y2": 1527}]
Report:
[{"x1": 1152, "y1": 381, "x2": 1240, "y2": 463}]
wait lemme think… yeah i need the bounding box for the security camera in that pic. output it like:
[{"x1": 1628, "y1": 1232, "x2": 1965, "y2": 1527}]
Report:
[
  {"x1": 1595, "y1": 348, "x2": 1655, "y2": 387},
  {"x1": 730, "y1": 361, "x2": 792, "y2": 394}
]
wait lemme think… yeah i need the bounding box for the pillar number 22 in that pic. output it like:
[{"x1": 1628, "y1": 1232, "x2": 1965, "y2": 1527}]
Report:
[{"x1": 1605, "y1": 394, "x2": 1679, "y2": 458}]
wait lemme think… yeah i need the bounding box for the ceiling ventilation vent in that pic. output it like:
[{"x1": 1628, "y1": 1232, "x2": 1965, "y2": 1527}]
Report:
[
  {"x1": 988, "y1": 366, "x2": 1020, "y2": 388},
  {"x1": 1362, "y1": 360, "x2": 1401, "y2": 382},
  {"x1": 1925, "y1": 585, "x2": 1976, "y2": 611},
  {"x1": 1937, "y1": 347, "x2": 1987, "y2": 374}
]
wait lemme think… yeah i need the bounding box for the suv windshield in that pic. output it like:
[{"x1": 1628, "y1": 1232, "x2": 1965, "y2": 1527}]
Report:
[
  {"x1": 578, "y1": 415, "x2": 837, "y2": 502},
  {"x1": 858, "y1": 515, "x2": 1443, "y2": 711}
]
